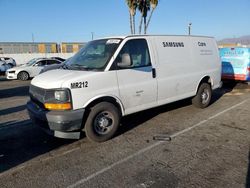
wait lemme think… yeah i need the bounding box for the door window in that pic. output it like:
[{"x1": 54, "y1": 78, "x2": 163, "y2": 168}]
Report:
[
  {"x1": 35, "y1": 60, "x2": 46, "y2": 66},
  {"x1": 46, "y1": 60, "x2": 61, "y2": 65},
  {"x1": 115, "y1": 39, "x2": 151, "y2": 69}
]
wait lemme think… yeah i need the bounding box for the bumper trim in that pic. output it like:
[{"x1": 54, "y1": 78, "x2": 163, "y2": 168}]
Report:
[{"x1": 27, "y1": 101, "x2": 85, "y2": 139}]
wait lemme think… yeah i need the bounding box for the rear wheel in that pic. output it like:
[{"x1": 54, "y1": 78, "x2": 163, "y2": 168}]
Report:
[
  {"x1": 192, "y1": 83, "x2": 212, "y2": 108},
  {"x1": 85, "y1": 102, "x2": 121, "y2": 142},
  {"x1": 17, "y1": 71, "x2": 29, "y2": 81}
]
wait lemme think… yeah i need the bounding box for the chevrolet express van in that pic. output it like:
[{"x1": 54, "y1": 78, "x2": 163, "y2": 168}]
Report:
[{"x1": 27, "y1": 35, "x2": 221, "y2": 142}]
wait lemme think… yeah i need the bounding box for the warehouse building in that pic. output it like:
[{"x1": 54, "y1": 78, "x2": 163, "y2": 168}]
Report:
[
  {"x1": 61, "y1": 42, "x2": 85, "y2": 53},
  {"x1": 0, "y1": 42, "x2": 85, "y2": 54}
]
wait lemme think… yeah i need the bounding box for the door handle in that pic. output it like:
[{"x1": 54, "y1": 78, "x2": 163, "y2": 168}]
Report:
[{"x1": 152, "y1": 68, "x2": 156, "y2": 78}]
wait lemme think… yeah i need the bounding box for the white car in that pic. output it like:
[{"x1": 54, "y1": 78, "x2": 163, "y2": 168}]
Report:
[{"x1": 6, "y1": 58, "x2": 62, "y2": 80}]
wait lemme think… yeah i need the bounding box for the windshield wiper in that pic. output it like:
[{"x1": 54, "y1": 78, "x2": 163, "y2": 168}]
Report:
[{"x1": 70, "y1": 64, "x2": 92, "y2": 70}]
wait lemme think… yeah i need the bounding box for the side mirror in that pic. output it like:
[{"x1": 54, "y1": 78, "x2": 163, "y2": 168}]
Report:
[{"x1": 117, "y1": 53, "x2": 132, "y2": 68}]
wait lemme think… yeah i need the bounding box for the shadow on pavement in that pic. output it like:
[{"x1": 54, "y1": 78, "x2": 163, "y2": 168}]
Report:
[
  {"x1": 118, "y1": 81, "x2": 243, "y2": 137},
  {"x1": 210, "y1": 80, "x2": 238, "y2": 105},
  {"x1": 118, "y1": 98, "x2": 192, "y2": 136},
  {"x1": 0, "y1": 86, "x2": 29, "y2": 99},
  {"x1": 0, "y1": 120, "x2": 74, "y2": 173},
  {"x1": 0, "y1": 105, "x2": 26, "y2": 116}
]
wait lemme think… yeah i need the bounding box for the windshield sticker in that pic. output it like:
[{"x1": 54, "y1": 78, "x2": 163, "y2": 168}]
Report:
[{"x1": 106, "y1": 39, "x2": 121, "y2": 44}]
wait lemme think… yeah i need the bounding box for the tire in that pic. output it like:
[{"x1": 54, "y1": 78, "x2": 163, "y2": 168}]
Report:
[
  {"x1": 85, "y1": 102, "x2": 121, "y2": 142},
  {"x1": 192, "y1": 83, "x2": 212, "y2": 108},
  {"x1": 17, "y1": 71, "x2": 29, "y2": 81}
]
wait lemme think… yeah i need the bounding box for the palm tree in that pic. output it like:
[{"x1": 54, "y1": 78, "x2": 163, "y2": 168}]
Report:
[
  {"x1": 138, "y1": 0, "x2": 150, "y2": 34},
  {"x1": 126, "y1": 0, "x2": 137, "y2": 34},
  {"x1": 146, "y1": 0, "x2": 158, "y2": 32}
]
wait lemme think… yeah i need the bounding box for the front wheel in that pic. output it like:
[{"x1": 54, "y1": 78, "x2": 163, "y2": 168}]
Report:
[
  {"x1": 84, "y1": 102, "x2": 121, "y2": 142},
  {"x1": 17, "y1": 71, "x2": 29, "y2": 81},
  {"x1": 192, "y1": 83, "x2": 212, "y2": 108}
]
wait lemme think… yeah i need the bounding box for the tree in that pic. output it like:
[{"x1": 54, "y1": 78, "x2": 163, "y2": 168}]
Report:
[
  {"x1": 138, "y1": 0, "x2": 150, "y2": 34},
  {"x1": 146, "y1": 0, "x2": 158, "y2": 32},
  {"x1": 126, "y1": 0, "x2": 158, "y2": 35},
  {"x1": 126, "y1": 0, "x2": 137, "y2": 34}
]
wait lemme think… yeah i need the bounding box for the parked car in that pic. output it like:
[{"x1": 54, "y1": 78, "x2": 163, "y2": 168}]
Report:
[
  {"x1": 0, "y1": 61, "x2": 11, "y2": 75},
  {"x1": 6, "y1": 58, "x2": 63, "y2": 80},
  {"x1": 0, "y1": 57, "x2": 16, "y2": 67},
  {"x1": 0, "y1": 57, "x2": 16, "y2": 75}
]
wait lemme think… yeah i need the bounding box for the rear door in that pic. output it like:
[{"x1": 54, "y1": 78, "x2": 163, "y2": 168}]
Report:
[{"x1": 114, "y1": 39, "x2": 157, "y2": 115}]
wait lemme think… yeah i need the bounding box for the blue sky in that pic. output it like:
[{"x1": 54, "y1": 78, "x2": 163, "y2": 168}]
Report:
[{"x1": 0, "y1": 0, "x2": 249, "y2": 42}]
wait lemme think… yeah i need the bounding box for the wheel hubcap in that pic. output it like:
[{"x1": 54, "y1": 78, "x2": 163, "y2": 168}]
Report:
[
  {"x1": 201, "y1": 89, "x2": 209, "y2": 104},
  {"x1": 94, "y1": 111, "x2": 114, "y2": 135}
]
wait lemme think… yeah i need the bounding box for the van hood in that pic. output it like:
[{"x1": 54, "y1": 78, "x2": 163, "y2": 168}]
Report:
[{"x1": 31, "y1": 69, "x2": 96, "y2": 89}]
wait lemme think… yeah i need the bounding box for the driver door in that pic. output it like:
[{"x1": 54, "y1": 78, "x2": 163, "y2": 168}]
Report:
[{"x1": 115, "y1": 39, "x2": 157, "y2": 115}]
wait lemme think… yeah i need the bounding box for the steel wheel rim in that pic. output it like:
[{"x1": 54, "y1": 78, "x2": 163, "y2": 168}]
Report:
[
  {"x1": 93, "y1": 111, "x2": 114, "y2": 135},
  {"x1": 201, "y1": 88, "x2": 210, "y2": 104}
]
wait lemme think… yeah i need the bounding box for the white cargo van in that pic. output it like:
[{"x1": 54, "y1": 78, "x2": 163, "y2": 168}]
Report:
[{"x1": 27, "y1": 35, "x2": 221, "y2": 142}]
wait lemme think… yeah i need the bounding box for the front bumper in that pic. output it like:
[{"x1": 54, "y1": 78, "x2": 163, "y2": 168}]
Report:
[
  {"x1": 27, "y1": 100, "x2": 85, "y2": 139},
  {"x1": 6, "y1": 72, "x2": 17, "y2": 79}
]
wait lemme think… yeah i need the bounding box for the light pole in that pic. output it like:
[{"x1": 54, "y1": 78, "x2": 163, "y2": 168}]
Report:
[{"x1": 188, "y1": 23, "x2": 192, "y2": 35}]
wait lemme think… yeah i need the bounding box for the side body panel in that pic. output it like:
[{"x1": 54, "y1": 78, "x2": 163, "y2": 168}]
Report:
[
  {"x1": 61, "y1": 71, "x2": 121, "y2": 111},
  {"x1": 148, "y1": 36, "x2": 221, "y2": 106}
]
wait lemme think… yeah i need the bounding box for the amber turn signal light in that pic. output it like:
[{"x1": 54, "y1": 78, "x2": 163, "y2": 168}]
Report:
[{"x1": 44, "y1": 103, "x2": 72, "y2": 110}]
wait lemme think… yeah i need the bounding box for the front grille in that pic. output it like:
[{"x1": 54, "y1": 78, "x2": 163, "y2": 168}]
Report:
[
  {"x1": 29, "y1": 85, "x2": 46, "y2": 103},
  {"x1": 30, "y1": 95, "x2": 45, "y2": 109}
]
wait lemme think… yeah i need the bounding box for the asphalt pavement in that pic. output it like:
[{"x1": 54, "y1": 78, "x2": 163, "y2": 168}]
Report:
[{"x1": 0, "y1": 76, "x2": 250, "y2": 188}]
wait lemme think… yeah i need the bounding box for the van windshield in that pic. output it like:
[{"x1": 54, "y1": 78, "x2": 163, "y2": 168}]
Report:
[{"x1": 65, "y1": 39, "x2": 121, "y2": 71}]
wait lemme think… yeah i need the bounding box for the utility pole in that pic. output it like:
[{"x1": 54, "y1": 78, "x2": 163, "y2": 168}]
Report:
[
  {"x1": 91, "y1": 32, "x2": 94, "y2": 40},
  {"x1": 188, "y1": 23, "x2": 192, "y2": 35}
]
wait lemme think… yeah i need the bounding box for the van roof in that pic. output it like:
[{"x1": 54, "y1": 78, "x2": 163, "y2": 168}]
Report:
[{"x1": 99, "y1": 35, "x2": 214, "y2": 40}]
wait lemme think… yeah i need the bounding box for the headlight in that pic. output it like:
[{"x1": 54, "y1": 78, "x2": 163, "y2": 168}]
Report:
[
  {"x1": 44, "y1": 89, "x2": 72, "y2": 110},
  {"x1": 8, "y1": 71, "x2": 15, "y2": 74},
  {"x1": 55, "y1": 90, "x2": 69, "y2": 102}
]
